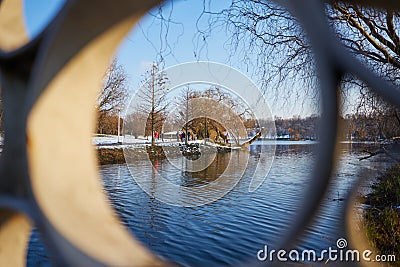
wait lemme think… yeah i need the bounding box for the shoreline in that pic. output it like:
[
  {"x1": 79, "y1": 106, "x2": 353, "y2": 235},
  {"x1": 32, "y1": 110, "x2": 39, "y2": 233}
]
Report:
[
  {"x1": 363, "y1": 164, "x2": 400, "y2": 261},
  {"x1": 95, "y1": 139, "x2": 387, "y2": 165},
  {"x1": 96, "y1": 141, "x2": 235, "y2": 165}
]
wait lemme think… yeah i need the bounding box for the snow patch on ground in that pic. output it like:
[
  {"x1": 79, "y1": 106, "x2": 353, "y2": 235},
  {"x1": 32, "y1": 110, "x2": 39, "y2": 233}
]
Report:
[
  {"x1": 93, "y1": 134, "x2": 183, "y2": 149},
  {"x1": 93, "y1": 135, "x2": 221, "y2": 149}
]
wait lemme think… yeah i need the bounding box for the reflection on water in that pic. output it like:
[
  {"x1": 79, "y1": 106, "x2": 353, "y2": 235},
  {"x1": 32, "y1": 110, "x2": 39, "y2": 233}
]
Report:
[
  {"x1": 188, "y1": 151, "x2": 230, "y2": 182},
  {"x1": 26, "y1": 142, "x2": 391, "y2": 267}
]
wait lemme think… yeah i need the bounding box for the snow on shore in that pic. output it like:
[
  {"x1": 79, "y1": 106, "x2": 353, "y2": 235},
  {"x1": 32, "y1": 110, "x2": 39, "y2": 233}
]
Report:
[
  {"x1": 93, "y1": 134, "x2": 181, "y2": 149},
  {"x1": 92, "y1": 135, "x2": 222, "y2": 149}
]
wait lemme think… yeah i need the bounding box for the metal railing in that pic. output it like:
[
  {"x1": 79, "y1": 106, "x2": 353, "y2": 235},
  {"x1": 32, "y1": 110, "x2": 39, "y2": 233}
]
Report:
[{"x1": 0, "y1": 0, "x2": 398, "y2": 266}]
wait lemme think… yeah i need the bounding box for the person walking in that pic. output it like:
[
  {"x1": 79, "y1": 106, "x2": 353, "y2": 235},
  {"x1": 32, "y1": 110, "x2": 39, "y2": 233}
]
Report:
[
  {"x1": 154, "y1": 131, "x2": 159, "y2": 142},
  {"x1": 181, "y1": 132, "x2": 186, "y2": 142}
]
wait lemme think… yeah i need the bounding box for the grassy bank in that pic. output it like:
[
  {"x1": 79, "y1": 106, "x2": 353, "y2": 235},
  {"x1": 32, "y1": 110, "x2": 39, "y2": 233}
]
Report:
[
  {"x1": 97, "y1": 148, "x2": 126, "y2": 165},
  {"x1": 364, "y1": 164, "x2": 400, "y2": 263},
  {"x1": 97, "y1": 146, "x2": 168, "y2": 165}
]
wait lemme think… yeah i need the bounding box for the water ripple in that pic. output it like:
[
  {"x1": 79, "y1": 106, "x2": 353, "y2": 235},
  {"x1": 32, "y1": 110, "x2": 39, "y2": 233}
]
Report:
[{"x1": 27, "y1": 143, "x2": 388, "y2": 266}]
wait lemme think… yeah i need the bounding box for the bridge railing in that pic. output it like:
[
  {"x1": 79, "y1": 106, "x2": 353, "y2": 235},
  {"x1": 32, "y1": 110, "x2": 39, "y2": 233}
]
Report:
[{"x1": 0, "y1": 0, "x2": 398, "y2": 266}]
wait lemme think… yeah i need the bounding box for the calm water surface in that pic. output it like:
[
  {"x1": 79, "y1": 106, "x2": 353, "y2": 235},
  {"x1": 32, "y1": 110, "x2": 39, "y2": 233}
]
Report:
[{"x1": 27, "y1": 142, "x2": 390, "y2": 266}]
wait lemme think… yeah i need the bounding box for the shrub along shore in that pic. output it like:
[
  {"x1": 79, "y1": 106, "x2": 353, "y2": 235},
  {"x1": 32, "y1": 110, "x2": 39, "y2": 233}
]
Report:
[
  {"x1": 97, "y1": 145, "x2": 170, "y2": 165},
  {"x1": 363, "y1": 164, "x2": 400, "y2": 262},
  {"x1": 96, "y1": 143, "x2": 232, "y2": 165},
  {"x1": 97, "y1": 148, "x2": 125, "y2": 165}
]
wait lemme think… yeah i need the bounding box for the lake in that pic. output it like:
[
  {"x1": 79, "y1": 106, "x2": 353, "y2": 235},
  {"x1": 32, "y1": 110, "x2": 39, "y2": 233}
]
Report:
[{"x1": 27, "y1": 141, "x2": 391, "y2": 266}]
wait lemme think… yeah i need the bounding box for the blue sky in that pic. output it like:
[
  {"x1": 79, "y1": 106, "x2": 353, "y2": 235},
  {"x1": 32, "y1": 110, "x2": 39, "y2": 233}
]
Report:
[{"x1": 23, "y1": 0, "x2": 321, "y2": 118}]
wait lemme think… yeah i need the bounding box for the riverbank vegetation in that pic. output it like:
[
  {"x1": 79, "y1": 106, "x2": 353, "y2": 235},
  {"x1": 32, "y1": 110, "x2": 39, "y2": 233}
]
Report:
[
  {"x1": 272, "y1": 113, "x2": 400, "y2": 141},
  {"x1": 364, "y1": 164, "x2": 400, "y2": 262},
  {"x1": 97, "y1": 148, "x2": 125, "y2": 165},
  {"x1": 97, "y1": 146, "x2": 167, "y2": 165}
]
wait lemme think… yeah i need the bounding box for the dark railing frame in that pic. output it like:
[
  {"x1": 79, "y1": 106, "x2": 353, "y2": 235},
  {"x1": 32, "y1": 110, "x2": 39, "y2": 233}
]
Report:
[{"x1": 0, "y1": 0, "x2": 398, "y2": 266}]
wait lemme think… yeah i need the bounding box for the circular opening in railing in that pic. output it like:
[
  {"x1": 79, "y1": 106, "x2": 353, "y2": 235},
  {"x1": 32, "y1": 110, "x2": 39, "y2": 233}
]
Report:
[
  {"x1": 122, "y1": 61, "x2": 276, "y2": 207},
  {"x1": 21, "y1": 0, "x2": 400, "y2": 266},
  {"x1": 95, "y1": 1, "x2": 325, "y2": 265}
]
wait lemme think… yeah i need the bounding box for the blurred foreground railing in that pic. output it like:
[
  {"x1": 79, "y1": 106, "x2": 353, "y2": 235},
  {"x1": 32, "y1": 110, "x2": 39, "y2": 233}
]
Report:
[{"x1": 0, "y1": 0, "x2": 399, "y2": 266}]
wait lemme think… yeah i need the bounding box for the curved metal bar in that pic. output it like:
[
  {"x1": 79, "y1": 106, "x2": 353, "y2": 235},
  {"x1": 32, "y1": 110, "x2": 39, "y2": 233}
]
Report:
[
  {"x1": 344, "y1": 169, "x2": 382, "y2": 267},
  {"x1": 340, "y1": 51, "x2": 400, "y2": 109},
  {"x1": 270, "y1": 0, "x2": 342, "y2": 254},
  {"x1": 0, "y1": 0, "x2": 169, "y2": 266},
  {"x1": 269, "y1": 1, "x2": 400, "y2": 267},
  {"x1": 0, "y1": 0, "x2": 28, "y2": 52},
  {"x1": 26, "y1": 0, "x2": 168, "y2": 265},
  {"x1": 0, "y1": 209, "x2": 31, "y2": 267}
]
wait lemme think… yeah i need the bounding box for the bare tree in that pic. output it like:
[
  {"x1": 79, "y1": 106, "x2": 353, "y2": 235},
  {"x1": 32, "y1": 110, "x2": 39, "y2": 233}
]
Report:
[
  {"x1": 144, "y1": 1, "x2": 400, "y2": 138},
  {"x1": 124, "y1": 111, "x2": 145, "y2": 138},
  {"x1": 97, "y1": 58, "x2": 128, "y2": 114},
  {"x1": 196, "y1": 1, "x2": 400, "y2": 134},
  {"x1": 173, "y1": 85, "x2": 253, "y2": 144},
  {"x1": 195, "y1": 1, "x2": 314, "y2": 101},
  {"x1": 329, "y1": 3, "x2": 400, "y2": 78},
  {"x1": 136, "y1": 62, "x2": 169, "y2": 146},
  {"x1": 201, "y1": 86, "x2": 254, "y2": 144},
  {"x1": 96, "y1": 58, "x2": 129, "y2": 134},
  {"x1": 327, "y1": 3, "x2": 400, "y2": 137},
  {"x1": 177, "y1": 85, "x2": 196, "y2": 144}
]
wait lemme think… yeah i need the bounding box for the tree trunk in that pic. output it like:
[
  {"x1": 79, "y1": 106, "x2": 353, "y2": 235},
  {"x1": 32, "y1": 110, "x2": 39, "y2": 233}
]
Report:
[
  {"x1": 151, "y1": 64, "x2": 155, "y2": 147},
  {"x1": 240, "y1": 131, "x2": 261, "y2": 148}
]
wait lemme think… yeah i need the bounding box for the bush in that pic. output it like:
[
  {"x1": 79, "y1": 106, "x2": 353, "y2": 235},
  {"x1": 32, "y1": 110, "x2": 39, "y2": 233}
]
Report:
[{"x1": 364, "y1": 164, "x2": 400, "y2": 265}]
